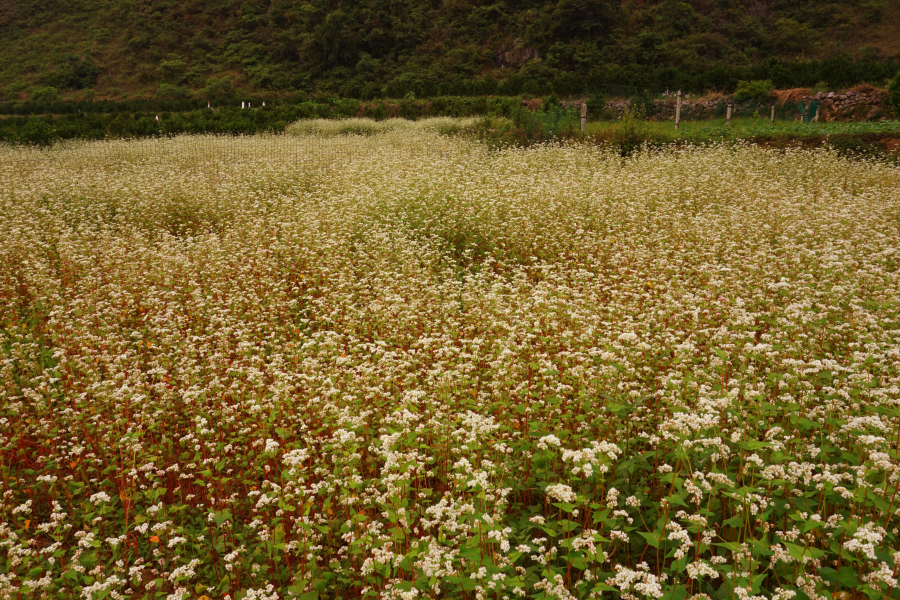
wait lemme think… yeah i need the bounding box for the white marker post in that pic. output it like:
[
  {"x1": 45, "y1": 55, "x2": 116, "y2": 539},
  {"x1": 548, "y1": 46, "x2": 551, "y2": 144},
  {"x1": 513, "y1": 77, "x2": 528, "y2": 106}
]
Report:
[
  {"x1": 726, "y1": 103, "x2": 732, "y2": 125},
  {"x1": 675, "y1": 90, "x2": 682, "y2": 131},
  {"x1": 581, "y1": 103, "x2": 587, "y2": 132},
  {"x1": 771, "y1": 106, "x2": 775, "y2": 123}
]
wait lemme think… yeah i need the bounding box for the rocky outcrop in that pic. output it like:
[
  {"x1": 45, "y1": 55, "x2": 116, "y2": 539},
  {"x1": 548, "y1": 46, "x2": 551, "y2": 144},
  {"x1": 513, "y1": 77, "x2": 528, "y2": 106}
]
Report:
[{"x1": 496, "y1": 40, "x2": 540, "y2": 68}]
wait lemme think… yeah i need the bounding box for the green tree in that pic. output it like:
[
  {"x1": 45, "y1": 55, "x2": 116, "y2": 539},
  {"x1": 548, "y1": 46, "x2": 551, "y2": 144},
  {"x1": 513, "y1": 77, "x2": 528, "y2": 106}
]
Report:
[
  {"x1": 30, "y1": 86, "x2": 60, "y2": 102},
  {"x1": 772, "y1": 19, "x2": 814, "y2": 56},
  {"x1": 160, "y1": 58, "x2": 188, "y2": 84},
  {"x1": 734, "y1": 80, "x2": 774, "y2": 102},
  {"x1": 156, "y1": 83, "x2": 193, "y2": 100},
  {"x1": 44, "y1": 55, "x2": 101, "y2": 90},
  {"x1": 889, "y1": 70, "x2": 900, "y2": 117},
  {"x1": 635, "y1": 32, "x2": 668, "y2": 65},
  {"x1": 551, "y1": 0, "x2": 616, "y2": 40}
]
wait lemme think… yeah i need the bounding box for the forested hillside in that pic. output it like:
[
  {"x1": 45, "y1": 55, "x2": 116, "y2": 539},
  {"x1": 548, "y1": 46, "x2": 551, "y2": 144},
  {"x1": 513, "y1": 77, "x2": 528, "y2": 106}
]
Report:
[{"x1": 2, "y1": 0, "x2": 899, "y2": 101}]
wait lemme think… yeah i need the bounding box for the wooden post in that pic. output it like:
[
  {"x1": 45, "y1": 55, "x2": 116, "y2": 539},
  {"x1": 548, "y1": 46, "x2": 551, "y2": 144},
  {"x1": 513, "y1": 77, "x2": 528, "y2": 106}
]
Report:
[
  {"x1": 581, "y1": 103, "x2": 587, "y2": 132},
  {"x1": 726, "y1": 103, "x2": 732, "y2": 125},
  {"x1": 770, "y1": 106, "x2": 775, "y2": 123},
  {"x1": 675, "y1": 90, "x2": 682, "y2": 130}
]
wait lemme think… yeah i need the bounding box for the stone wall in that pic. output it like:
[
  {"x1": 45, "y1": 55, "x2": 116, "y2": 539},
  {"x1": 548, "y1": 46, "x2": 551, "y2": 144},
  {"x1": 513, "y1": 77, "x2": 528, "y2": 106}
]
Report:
[
  {"x1": 820, "y1": 89, "x2": 891, "y2": 121},
  {"x1": 595, "y1": 89, "x2": 892, "y2": 122}
]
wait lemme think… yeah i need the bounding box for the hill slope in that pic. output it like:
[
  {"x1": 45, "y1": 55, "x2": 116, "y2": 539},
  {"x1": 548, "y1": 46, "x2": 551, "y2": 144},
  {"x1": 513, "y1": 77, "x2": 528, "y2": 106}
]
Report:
[{"x1": 1, "y1": 0, "x2": 899, "y2": 101}]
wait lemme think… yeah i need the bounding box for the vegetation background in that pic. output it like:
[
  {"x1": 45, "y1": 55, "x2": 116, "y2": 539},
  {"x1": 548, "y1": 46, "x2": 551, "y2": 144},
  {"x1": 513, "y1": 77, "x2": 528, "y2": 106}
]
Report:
[{"x1": 2, "y1": 0, "x2": 900, "y2": 102}]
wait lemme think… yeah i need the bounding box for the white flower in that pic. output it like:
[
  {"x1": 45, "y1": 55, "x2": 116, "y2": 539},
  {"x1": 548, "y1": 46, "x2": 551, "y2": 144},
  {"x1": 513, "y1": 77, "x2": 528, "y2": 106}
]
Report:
[
  {"x1": 545, "y1": 484, "x2": 577, "y2": 503},
  {"x1": 90, "y1": 491, "x2": 111, "y2": 504},
  {"x1": 537, "y1": 435, "x2": 562, "y2": 450}
]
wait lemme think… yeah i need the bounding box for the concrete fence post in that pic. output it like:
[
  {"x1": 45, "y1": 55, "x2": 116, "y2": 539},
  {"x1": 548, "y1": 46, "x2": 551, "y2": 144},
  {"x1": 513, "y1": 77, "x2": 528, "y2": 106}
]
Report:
[
  {"x1": 581, "y1": 103, "x2": 587, "y2": 132},
  {"x1": 675, "y1": 90, "x2": 682, "y2": 130},
  {"x1": 771, "y1": 106, "x2": 775, "y2": 123},
  {"x1": 726, "y1": 103, "x2": 732, "y2": 125}
]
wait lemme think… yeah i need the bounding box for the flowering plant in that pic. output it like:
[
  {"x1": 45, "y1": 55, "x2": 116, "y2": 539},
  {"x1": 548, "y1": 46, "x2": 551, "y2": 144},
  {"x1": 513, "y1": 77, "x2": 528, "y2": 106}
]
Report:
[{"x1": 1, "y1": 130, "x2": 900, "y2": 599}]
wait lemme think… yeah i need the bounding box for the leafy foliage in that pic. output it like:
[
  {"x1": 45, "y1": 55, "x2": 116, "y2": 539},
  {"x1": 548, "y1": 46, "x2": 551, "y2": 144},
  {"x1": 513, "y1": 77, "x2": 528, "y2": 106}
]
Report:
[
  {"x1": 28, "y1": 85, "x2": 60, "y2": 103},
  {"x1": 584, "y1": 93, "x2": 607, "y2": 118},
  {"x1": 42, "y1": 55, "x2": 101, "y2": 91},
  {"x1": 890, "y1": 69, "x2": 900, "y2": 116},
  {"x1": 0, "y1": 98, "x2": 526, "y2": 144},
  {"x1": 627, "y1": 91, "x2": 657, "y2": 119},
  {"x1": 734, "y1": 80, "x2": 775, "y2": 102},
  {"x1": 0, "y1": 0, "x2": 898, "y2": 100}
]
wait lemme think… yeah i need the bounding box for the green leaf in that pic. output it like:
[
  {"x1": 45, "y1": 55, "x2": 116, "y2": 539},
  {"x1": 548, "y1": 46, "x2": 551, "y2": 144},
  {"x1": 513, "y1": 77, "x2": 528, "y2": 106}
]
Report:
[
  {"x1": 714, "y1": 541, "x2": 740, "y2": 552},
  {"x1": 665, "y1": 493, "x2": 688, "y2": 507},
  {"x1": 638, "y1": 531, "x2": 660, "y2": 548},
  {"x1": 784, "y1": 542, "x2": 823, "y2": 561},
  {"x1": 723, "y1": 515, "x2": 743, "y2": 527},
  {"x1": 558, "y1": 519, "x2": 579, "y2": 532},
  {"x1": 298, "y1": 592, "x2": 319, "y2": 600},
  {"x1": 801, "y1": 519, "x2": 821, "y2": 533},
  {"x1": 819, "y1": 566, "x2": 859, "y2": 588},
  {"x1": 668, "y1": 584, "x2": 688, "y2": 600},
  {"x1": 741, "y1": 440, "x2": 771, "y2": 451}
]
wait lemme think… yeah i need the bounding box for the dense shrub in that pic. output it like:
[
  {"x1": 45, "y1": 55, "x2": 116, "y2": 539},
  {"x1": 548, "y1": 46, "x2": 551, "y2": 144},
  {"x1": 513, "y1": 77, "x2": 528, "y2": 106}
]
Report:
[
  {"x1": 43, "y1": 55, "x2": 101, "y2": 91},
  {"x1": 0, "y1": 97, "x2": 528, "y2": 143},
  {"x1": 628, "y1": 90, "x2": 657, "y2": 118},
  {"x1": 156, "y1": 84, "x2": 194, "y2": 100},
  {"x1": 200, "y1": 76, "x2": 234, "y2": 100},
  {"x1": 4, "y1": 0, "x2": 900, "y2": 102},
  {"x1": 734, "y1": 80, "x2": 775, "y2": 102},
  {"x1": 585, "y1": 93, "x2": 607, "y2": 119},
  {"x1": 29, "y1": 86, "x2": 60, "y2": 103},
  {"x1": 890, "y1": 70, "x2": 900, "y2": 116}
]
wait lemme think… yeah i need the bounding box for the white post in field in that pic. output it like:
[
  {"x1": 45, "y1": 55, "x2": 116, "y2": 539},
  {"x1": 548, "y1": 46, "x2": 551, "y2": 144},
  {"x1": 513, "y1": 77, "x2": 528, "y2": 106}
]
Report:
[
  {"x1": 771, "y1": 106, "x2": 775, "y2": 123},
  {"x1": 675, "y1": 90, "x2": 682, "y2": 130},
  {"x1": 580, "y1": 103, "x2": 587, "y2": 132},
  {"x1": 726, "y1": 103, "x2": 732, "y2": 125}
]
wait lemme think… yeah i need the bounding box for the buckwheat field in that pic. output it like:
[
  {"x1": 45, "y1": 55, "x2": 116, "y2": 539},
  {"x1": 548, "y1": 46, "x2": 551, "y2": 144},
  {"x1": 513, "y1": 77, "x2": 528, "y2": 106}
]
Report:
[{"x1": 2, "y1": 125, "x2": 900, "y2": 600}]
